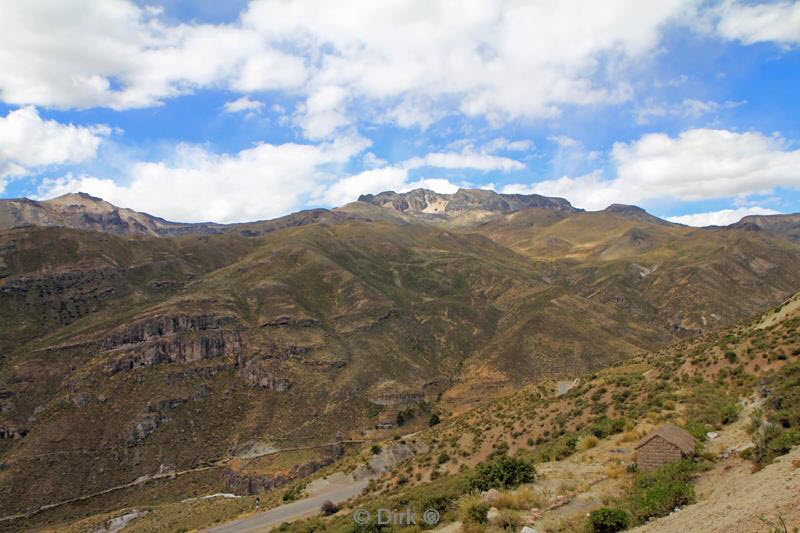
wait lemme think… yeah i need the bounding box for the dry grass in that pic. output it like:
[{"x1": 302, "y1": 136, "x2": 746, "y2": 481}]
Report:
[
  {"x1": 456, "y1": 492, "x2": 489, "y2": 524},
  {"x1": 604, "y1": 462, "x2": 627, "y2": 479},
  {"x1": 492, "y1": 486, "x2": 548, "y2": 510},
  {"x1": 577, "y1": 435, "x2": 599, "y2": 451}
]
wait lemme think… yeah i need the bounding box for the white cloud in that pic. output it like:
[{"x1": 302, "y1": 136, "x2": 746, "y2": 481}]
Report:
[
  {"x1": 316, "y1": 167, "x2": 410, "y2": 207},
  {"x1": 634, "y1": 98, "x2": 745, "y2": 124},
  {"x1": 0, "y1": 106, "x2": 109, "y2": 178},
  {"x1": 667, "y1": 206, "x2": 783, "y2": 227},
  {"x1": 505, "y1": 128, "x2": 800, "y2": 210},
  {"x1": 405, "y1": 178, "x2": 462, "y2": 194},
  {"x1": 402, "y1": 151, "x2": 524, "y2": 172},
  {"x1": 222, "y1": 96, "x2": 264, "y2": 113},
  {"x1": 318, "y1": 148, "x2": 524, "y2": 206},
  {"x1": 34, "y1": 135, "x2": 521, "y2": 222},
  {"x1": 1, "y1": 0, "x2": 795, "y2": 137},
  {"x1": 0, "y1": 0, "x2": 307, "y2": 110},
  {"x1": 715, "y1": 1, "x2": 800, "y2": 46},
  {"x1": 548, "y1": 135, "x2": 579, "y2": 147},
  {"x1": 612, "y1": 129, "x2": 800, "y2": 200},
  {"x1": 0, "y1": 0, "x2": 696, "y2": 128},
  {"x1": 36, "y1": 136, "x2": 368, "y2": 223},
  {"x1": 483, "y1": 138, "x2": 533, "y2": 153}
]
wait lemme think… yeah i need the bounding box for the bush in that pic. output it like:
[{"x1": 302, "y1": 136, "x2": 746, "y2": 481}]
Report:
[
  {"x1": 469, "y1": 455, "x2": 536, "y2": 492},
  {"x1": 320, "y1": 500, "x2": 339, "y2": 515},
  {"x1": 429, "y1": 413, "x2": 441, "y2": 426},
  {"x1": 438, "y1": 451, "x2": 451, "y2": 464},
  {"x1": 626, "y1": 460, "x2": 695, "y2": 523},
  {"x1": 587, "y1": 508, "x2": 630, "y2": 533},
  {"x1": 533, "y1": 433, "x2": 578, "y2": 462},
  {"x1": 458, "y1": 494, "x2": 490, "y2": 524},
  {"x1": 371, "y1": 445, "x2": 382, "y2": 455}
]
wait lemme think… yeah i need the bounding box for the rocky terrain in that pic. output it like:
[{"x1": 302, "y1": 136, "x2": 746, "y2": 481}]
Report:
[{"x1": 0, "y1": 190, "x2": 799, "y2": 531}]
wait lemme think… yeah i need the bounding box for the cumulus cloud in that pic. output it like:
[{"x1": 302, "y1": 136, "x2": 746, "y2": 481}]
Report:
[
  {"x1": 222, "y1": 96, "x2": 265, "y2": 113},
  {"x1": 0, "y1": 0, "x2": 695, "y2": 127},
  {"x1": 35, "y1": 137, "x2": 523, "y2": 222},
  {"x1": 715, "y1": 0, "x2": 800, "y2": 46},
  {"x1": 504, "y1": 128, "x2": 800, "y2": 210},
  {"x1": 36, "y1": 136, "x2": 368, "y2": 223},
  {"x1": 667, "y1": 207, "x2": 783, "y2": 227},
  {"x1": 0, "y1": 106, "x2": 109, "y2": 178},
  {"x1": 0, "y1": 0, "x2": 307, "y2": 110}
]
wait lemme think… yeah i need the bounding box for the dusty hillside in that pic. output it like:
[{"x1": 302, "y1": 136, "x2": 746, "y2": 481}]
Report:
[{"x1": 1, "y1": 193, "x2": 800, "y2": 530}]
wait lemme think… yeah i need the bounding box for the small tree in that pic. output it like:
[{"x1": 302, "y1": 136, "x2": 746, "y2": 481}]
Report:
[
  {"x1": 429, "y1": 413, "x2": 441, "y2": 426},
  {"x1": 469, "y1": 455, "x2": 536, "y2": 491}
]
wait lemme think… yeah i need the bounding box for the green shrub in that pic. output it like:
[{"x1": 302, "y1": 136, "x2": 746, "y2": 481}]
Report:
[
  {"x1": 469, "y1": 455, "x2": 536, "y2": 492},
  {"x1": 438, "y1": 451, "x2": 451, "y2": 464},
  {"x1": 587, "y1": 508, "x2": 630, "y2": 533},
  {"x1": 533, "y1": 433, "x2": 578, "y2": 462},
  {"x1": 750, "y1": 362, "x2": 800, "y2": 467},
  {"x1": 685, "y1": 385, "x2": 739, "y2": 429},
  {"x1": 371, "y1": 445, "x2": 382, "y2": 455},
  {"x1": 626, "y1": 460, "x2": 695, "y2": 523},
  {"x1": 465, "y1": 501, "x2": 490, "y2": 524},
  {"x1": 429, "y1": 413, "x2": 441, "y2": 426},
  {"x1": 589, "y1": 417, "x2": 626, "y2": 439}
]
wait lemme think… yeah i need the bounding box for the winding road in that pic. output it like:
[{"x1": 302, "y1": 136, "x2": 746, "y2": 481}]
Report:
[{"x1": 203, "y1": 476, "x2": 369, "y2": 533}]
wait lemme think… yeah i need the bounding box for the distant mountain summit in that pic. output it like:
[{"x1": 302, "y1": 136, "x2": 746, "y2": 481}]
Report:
[
  {"x1": 729, "y1": 213, "x2": 800, "y2": 242},
  {"x1": 602, "y1": 204, "x2": 675, "y2": 226},
  {"x1": 0, "y1": 192, "x2": 225, "y2": 236},
  {"x1": 357, "y1": 188, "x2": 580, "y2": 222}
]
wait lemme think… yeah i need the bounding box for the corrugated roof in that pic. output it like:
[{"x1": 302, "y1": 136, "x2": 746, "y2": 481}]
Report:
[{"x1": 635, "y1": 423, "x2": 697, "y2": 455}]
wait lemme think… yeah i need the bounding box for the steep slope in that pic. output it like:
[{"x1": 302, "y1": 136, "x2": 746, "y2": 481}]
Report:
[
  {"x1": 0, "y1": 226, "x2": 257, "y2": 356},
  {"x1": 2, "y1": 192, "x2": 800, "y2": 529},
  {"x1": 475, "y1": 209, "x2": 800, "y2": 336},
  {"x1": 248, "y1": 290, "x2": 800, "y2": 533},
  {"x1": 0, "y1": 219, "x2": 693, "y2": 524}
]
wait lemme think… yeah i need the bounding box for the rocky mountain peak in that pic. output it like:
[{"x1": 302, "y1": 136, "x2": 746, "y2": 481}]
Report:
[{"x1": 357, "y1": 188, "x2": 580, "y2": 221}]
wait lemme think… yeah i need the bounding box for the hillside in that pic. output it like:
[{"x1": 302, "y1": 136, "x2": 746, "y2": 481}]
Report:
[
  {"x1": 1, "y1": 192, "x2": 799, "y2": 530},
  {"x1": 212, "y1": 289, "x2": 798, "y2": 533}
]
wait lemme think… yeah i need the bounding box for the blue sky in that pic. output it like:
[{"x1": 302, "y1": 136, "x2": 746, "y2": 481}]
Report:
[{"x1": 0, "y1": 1, "x2": 798, "y2": 225}]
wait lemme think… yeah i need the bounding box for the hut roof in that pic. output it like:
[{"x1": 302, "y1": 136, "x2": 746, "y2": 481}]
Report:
[{"x1": 635, "y1": 423, "x2": 697, "y2": 455}]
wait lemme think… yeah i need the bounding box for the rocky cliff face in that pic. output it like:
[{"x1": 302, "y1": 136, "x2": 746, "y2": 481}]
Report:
[
  {"x1": 357, "y1": 188, "x2": 580, "y2": 220},
  {"x1": 102, "y1": 315, "x2": 242, "y2": 374}
]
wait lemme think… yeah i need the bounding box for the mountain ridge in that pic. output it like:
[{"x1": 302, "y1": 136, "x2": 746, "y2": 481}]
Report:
[{"x1": 0, "y1": 189, "x2": 698, "y2": 236}]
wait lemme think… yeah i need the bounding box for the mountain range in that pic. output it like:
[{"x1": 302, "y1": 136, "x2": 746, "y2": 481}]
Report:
[{"x1": 1, "y1": 189, "x2": 799, "y2": 529}]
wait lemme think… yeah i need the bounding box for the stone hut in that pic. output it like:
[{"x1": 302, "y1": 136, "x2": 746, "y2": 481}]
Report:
[{"x1": 635, "y1": 423, "x2": 697, "y2": 471}]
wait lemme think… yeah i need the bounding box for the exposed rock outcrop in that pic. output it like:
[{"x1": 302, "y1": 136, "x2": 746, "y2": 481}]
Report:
[
  {"x1": 125, "y1": 398, "x2": 186, "y2": 446},
  {"x1": 223, "y1": 445, "x2": 344, "y2": 495},
  {"x1": 103, "y1": 315, "x2": 242, "y2": 374},
  {"x1": 238, "y1": 363, "x2": 291, "y2": 391},
  {"x1": 358, "y1": 188, "x2": 580, "y2": 220},
  {"x1": 0, "y1": 426, "x2": 29, "y2": 439}
]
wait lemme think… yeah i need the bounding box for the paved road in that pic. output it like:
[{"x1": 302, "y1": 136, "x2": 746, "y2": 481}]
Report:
[{"x1": 203, "y1": 479, "x2": 369, "y2": 533}]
